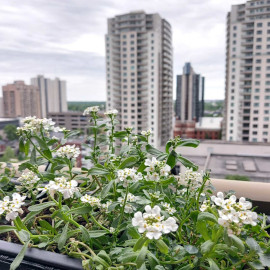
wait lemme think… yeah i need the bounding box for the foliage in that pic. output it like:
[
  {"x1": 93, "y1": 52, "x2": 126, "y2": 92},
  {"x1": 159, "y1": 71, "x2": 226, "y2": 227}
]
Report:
[
  {"x1": 225, "y1": 175, "x2": 250, "y2": 181},
  {"x1": 4, "y1": 124, "x2": 19, "y2": 141},
  {"x1": 0, "y1": 146, "x2": 15, "y2": 162},
  {"x1": 0, "y1": 108, "x2": 269, "y2": 270},
  {"x1": 68, "y1": 101, "x2": 106, "y2": 112}
]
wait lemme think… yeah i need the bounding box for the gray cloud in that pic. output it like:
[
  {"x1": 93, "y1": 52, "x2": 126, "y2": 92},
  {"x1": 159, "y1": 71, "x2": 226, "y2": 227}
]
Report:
[{"x1": 0, "y1": 0, "x2": 241, "y2": 100}]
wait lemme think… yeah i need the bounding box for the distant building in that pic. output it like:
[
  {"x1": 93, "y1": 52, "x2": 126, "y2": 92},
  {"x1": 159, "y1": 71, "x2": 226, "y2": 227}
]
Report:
[
  {"x1": 2, "y1": 81, "x2": 41, "y2": 118},
  {"x1": 0, "y1": 98, "x2": 4, "y2": 118},
  {"x1": 106, "y1": 11, "x2": 173, "y2": 147},
  {"x1": 223, "y1": 0, "x2": 270, "y2": 143},
  {"x1": 175, "y1": 63, "x2": 204, "y2": 121},
  {"x1": 48, "y1": 112, "x2": 88, "y2": 134},
  {"x1": 174, "y1": 117, "x2": 222, "y2": 140},
  {"x1": 31, "y1": 75, "x2": 67, "y2": 118}
]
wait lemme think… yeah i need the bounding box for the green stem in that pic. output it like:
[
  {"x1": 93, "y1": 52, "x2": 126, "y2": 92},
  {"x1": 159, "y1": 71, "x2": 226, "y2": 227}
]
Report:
[
  {"x1": 116, "y1": 186, "x2": 129, "y2": 233},
  {"x1": 89, "y1": 213, "x2": 110, "y2": 232}
]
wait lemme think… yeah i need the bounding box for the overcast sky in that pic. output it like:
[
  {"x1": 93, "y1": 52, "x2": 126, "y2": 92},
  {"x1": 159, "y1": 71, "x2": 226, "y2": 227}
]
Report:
[{"x1": 0, "y1": 0, "x2": 243, "y2": 101}]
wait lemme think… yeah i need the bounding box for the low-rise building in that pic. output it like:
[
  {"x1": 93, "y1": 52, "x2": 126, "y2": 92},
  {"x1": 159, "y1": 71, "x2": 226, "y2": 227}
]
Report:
[
  {"x1": 48, "y1": 112, "x2": 88, "y2": 134},
  {"x1": 174, "y1": 117, "x2": 222, "y2": 140}
]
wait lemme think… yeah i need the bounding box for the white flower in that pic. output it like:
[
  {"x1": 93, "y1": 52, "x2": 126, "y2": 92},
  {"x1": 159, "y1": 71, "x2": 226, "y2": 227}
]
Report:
[
  {"x1": 141, "y1": 129, "x2": 152, "y2": 136},
  {"x1": 132, "y1": 205, "x2": 178, "y2": 240},
  {"x1": 17, "y1": 116, "x2": 64, "y2": 135},
  {"x1": 104, "y1": 109, "x2": 118, "y2": 116},
  {"x1": 161, "y1": 202, "x2": 176, "y2": 214},
  {"x1": 178, "y1": 168, "x2": 203, "y2": 189},
  {"x1": 17, "y1": 171, "x2": 40, "y2": 189},
  {"x1": 38, "y1": 177, "x2": 78, "y2": 199},
  {"x1": 116, "y1": 168, "x2": 143, "y2": 187},
  {"x1": 144, "y1": 158, "x2": 171, "y2": 182},
  {"x1": 0, "y1": 193, "x2": 26, "y2": 222},
  {"x1": 56, "y1": 144, "x2": 80, "y2": 159},
  {"x1": 109, "y1": 227, "x2": 115, "y2": 233},
  {"x1": 83, "y1": 106, "x2": 99, "y2": 115},
  {"x1": 204, "y1": 192, "x2": 258, "y2": 235},
  {"x1": 81, "y1": 194, "x2": 101, "y2": 207},
  {"x1": 118, "y1": 193, "x2": 138, "y2": 213}
]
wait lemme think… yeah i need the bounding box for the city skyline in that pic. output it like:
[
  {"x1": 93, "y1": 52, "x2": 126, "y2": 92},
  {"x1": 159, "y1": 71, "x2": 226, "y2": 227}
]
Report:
[{"x1": 0, "y1": 0, "x2": 243, "y2": 101}]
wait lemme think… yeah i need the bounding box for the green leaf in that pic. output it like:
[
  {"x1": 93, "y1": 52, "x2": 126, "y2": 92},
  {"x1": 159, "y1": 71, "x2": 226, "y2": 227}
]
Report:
[
  {"x1": 118, "y1": 156, "x2": 138, "y2": 169},
  {"x1": 197, "y1": 212, "x2": 217, "y2": 223},
  {"x1": 246, "y1": 237, "x2": 261, "y2": 253},
  {"x1": 229, "y1": 234, "x2": 245, "y2": 253},
  {"x1": 136, "y1": 246, "x2": 148, "y2": 268},
  {"x1": 19, "y1": 137, "x2": 25, "y2": 153},
  {"x1": 134, "y1": 236, "x2": 148, "y2": 251},
  {"x1": 79, "y1": 225, "x2": 91, "y2": 242},
  {"x1": 0, "y1": 225, "x2": 16, "y2": 234},
  {"x1": 67, "y1": 205, "x2": 92, "y2": 215},
  {"x1": 93, "y1": 255, "x2": 110, "y2": 268},
  {"x1": 137, "y1": 162, "x2": 147, "y2": 173},
  {"x1": 166, "y1": 150, "x2": 178, "y2": 168},
  {"x1": 184, "y1": 245, "x2": 198, "y2": 254},
  {"x1": 147, "y1": 252, "x2": 159, "y2": 269},
  {"x1": 33, "y1": 136, "x2": 48, "y2": 150},
  {"x1": 206, "y1": 259, "x2": 220, "y2": 270},
  {"x1": 259, "y1": 253, "x2": 270, "y2": 267},
  {"x1": 10, "y1": 240, "x2": 30, "y2": 270},
  {"x1": 24, "y1": 140, "x2": 30, "y2": 157},
  {"x1": 65, "y1": 130, "x2": 81, "y2": 139},
  {"x1": 89, "y1": 230, "x2": 107, "y2": 238},
  {"x1": 39, "y1": 220, "x2": 55, "y2": 233},
  {"x1": 18, "y1": 230, "x2": 30, "y2": 242},
  {"x1": 28, "y1": 201, "x2": 56, "y2": 212},
  {"x1": 156, "y1": 239, "x2": 169, "y2": 254},
  {"x1": 128, "y1": 227, "x2": 141, "y2": 239},
  {"x1": 196, "y1": 221, "x2": 210, "y2": 241},
  {"x1": 100, "y1": 180, "x2": 114, "y2": 199},
  {"x1": 176, "y1": 139, "x2": 200, "y2": 148},
  {"x1": 0, "y1": 176, "x2": 10, "y2": 188},
  {"x1": 108, "y1": 201, "x2": 119, "y2": 212},
  {"x1": 177, "y1": 155, "x2": 198, "y2": 170},
  {"x1": 30, "y1": 148, "x2": 37, "y2": 164},
  {"x1": 57, "y1": 222, "x2": 69, "y2": 250},
  {"x1": 145, "y1": 144, "x2": 164, "y2": 157},
  {"x1": 165, "y1": 141, "x2": 172, "y2": 154},
  {"x1": 23, "y1": 211, "x2": 41, "y2": 225},
  {"x1": 114, "y1": 131, "x2": 127, "y2": 138},
  {"x1": 201, "y1": 240, "x2": 215, "y2": 254},
  {"x1": 88, "y1": 166, "x2": 110, "y2": 176}
]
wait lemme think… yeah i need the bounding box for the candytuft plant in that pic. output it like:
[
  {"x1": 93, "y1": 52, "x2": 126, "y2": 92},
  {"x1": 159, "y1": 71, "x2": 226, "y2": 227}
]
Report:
[{"x1": 0, "y1": 109, "x2": 269, "y2": 270}]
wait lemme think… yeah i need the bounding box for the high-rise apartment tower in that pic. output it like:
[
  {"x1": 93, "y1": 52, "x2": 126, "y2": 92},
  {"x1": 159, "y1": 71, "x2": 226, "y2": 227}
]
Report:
[
  {"x1": 224, "y1": 0, "x2": 270, "y2": 142},
  {"x1": 105, "y1": 11, "x2": 173, "y2": 147},
  {"x1": 31, "y1": 75, "x2": 68, "y2": 118},
  {"x1": 2, "y1": 81, "x2": 41, "y2": 118},
  {"x1": 175, "y1": 63, "x2": 204, "y2": 121}
]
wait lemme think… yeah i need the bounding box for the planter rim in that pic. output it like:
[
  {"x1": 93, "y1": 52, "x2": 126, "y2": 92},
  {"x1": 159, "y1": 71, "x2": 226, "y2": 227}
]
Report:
[{"x1": 0, "y1": 240, "x2": 83, "y2": 270}]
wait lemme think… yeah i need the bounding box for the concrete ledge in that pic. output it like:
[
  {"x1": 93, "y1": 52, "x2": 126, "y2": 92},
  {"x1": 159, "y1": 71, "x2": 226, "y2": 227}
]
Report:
[{"x1": 211, "y1": 179, "x2": 270, "y2": 202}]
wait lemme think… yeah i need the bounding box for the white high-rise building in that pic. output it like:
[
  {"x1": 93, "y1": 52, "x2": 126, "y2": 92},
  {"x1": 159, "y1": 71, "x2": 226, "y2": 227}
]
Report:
[
  {"x1": 105, "y1": 11, "x2": 173, "y2": 147},
  {"x1": 224, "y1": 0, "x2": 270, "y2": 143},
  {"x1": 31, "y1": 75, "x2": 68, "y2": 118}
]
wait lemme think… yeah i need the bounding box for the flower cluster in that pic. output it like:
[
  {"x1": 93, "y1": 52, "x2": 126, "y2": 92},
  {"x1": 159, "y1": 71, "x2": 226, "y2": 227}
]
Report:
[
  {"x1": 141, "y1": 129, "x2": 152, "y2": 136},
  {"x1": 83, "y1": 106, "x2": 99, "y2": 116},
  {"x1": 144, "y1": 157, "x2": 171, "y2": 182},
  {"x1": 38, "y1": 176, "x2": 78, "y2": 199},
  {"x1": 116, "y1": 168, "x2": 143, "y2": 187},
  {"x1": 104, "y1": 109, "x2": 118, "y2": 116},
  {"x1": 161, "y1": 202, "x2": 176, "y2": 214},
  {"x1": 17, "y1": 171, "x2": 40, "y2": 190},
  {"x1": 178, "y1": 168, "x2": 203, "y2": 190},
  {"x1": 118, "y1": 193, "x2": 138, "y2": 213},
  {"x1": 55, "y1": 144, "x2": 80, "y2": 159},
  {"x1": 0, "y1": 193, "x2": 26, "y2": 221},
  {"x1": 81, "y1": 194, "x2": 101, "y2": 207},
  {"x1": 132, "y1": 205, "x2": 178, "y2": 239},
  {"x1": 17, "y1": 116, "x2": 65, "y2": 135},
  {"x1": 201, "y1": 192, "x2": 257, "y2": 235}
]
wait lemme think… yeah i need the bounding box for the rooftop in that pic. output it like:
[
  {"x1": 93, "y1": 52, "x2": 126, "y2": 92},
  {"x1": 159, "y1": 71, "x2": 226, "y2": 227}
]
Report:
[{"x1": 195, "y1": 117, "x2": 223, "y2": 130}]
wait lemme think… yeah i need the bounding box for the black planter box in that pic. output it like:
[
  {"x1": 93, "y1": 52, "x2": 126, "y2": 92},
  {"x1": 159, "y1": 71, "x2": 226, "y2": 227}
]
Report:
[{"x1": 0, "y1": 240, "x2": 83, "y2": 270}]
